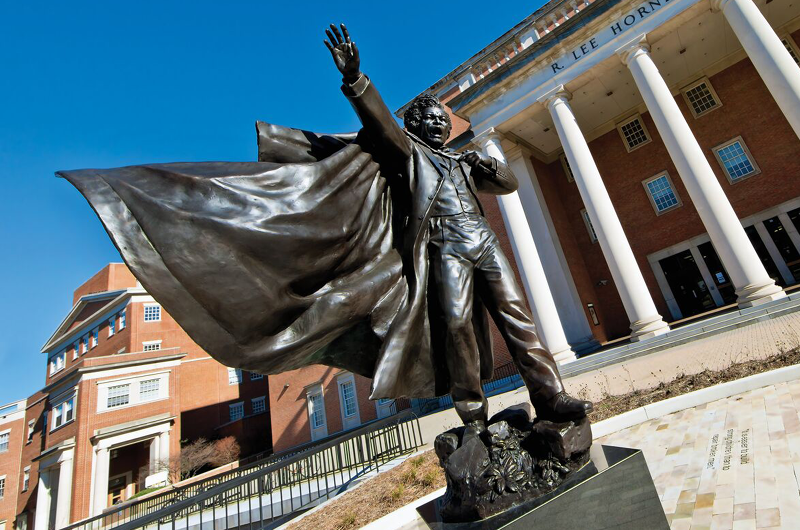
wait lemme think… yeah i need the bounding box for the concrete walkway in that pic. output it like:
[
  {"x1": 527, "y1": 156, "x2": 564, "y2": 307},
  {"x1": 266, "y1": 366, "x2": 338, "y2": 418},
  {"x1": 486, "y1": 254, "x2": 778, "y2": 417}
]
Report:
[
  {"x1": 415, "y1": 307, "x2": 800, "y2": 446},
  {"x1": 598, "y1": 379, "x2": 800, "y2": 530}
]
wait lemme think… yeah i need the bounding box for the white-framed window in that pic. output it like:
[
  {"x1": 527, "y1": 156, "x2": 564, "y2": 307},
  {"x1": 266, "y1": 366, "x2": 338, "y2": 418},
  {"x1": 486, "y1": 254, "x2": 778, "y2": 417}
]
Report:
[
  {"x1": 51, "y1": 395, "x2": 76, "y2": 431},
  {"x1": 49, "y1": 351, "x2": 66, "y2": 375},
  {"x1": 119, "y1": 310, "x2": 127, "y2": 330},
  {"x1": 81, "y1": 336, "x2": 88, "y2": 354},
  {"x1": 229, "y1": 402, "x2": 244, "y2": 422},
  {"x1": 782, "y1": 36, "x2": 800, "y2": 64},
  {"x1": 142, "y1": 340, "x2": 162, "y2": 352},
  {"x1": 616, "y1": 115, "x2": 651, "y2": 152},
  {"x1": 642, "y1": 172, "x2": 682, "y2": 215},
  {"x1": 107, "y1": 384, "x2": 130, "y2": 408},
  {"x1": 580, "y1": 209, "x2": 598, "y2": 243},
  {"x1": 308, "y1": 391, "x2": 326, "y2": 429},
  {"x1": 681, "y1": 77, "x2": 721, "y2": 118},
  {"x1": 252, "y1": 396, "x2": 266, "y2": 414},
  {"x1": 91, "y1": 328, "x2": 99, "y2": 349},
  {"x1": 97, "y1": 372, "x2": 169, "y2": 412},
  {"x1": 0, "y1": 476, "x2": 5, "y2": 499},
  {"x1": 227, "y1": 367, "x2": 243, "y2": 385},
  {"x1": 73, "y1": 341, "x2": 80, "y2": 360},
  {"x1": 108, "y1": 317, "x2": 116, "y2": 337},
  {"x1": 27, "y1": 420, "x2": 34, "y2": 443},
  {"x1": 713, "y1": 136, "x2": 760, "y2": 183},
  {"x1": 139, "y1": 378, "x2": 160, "y2": 401},
  {"x1": 250, "y1": 372, "x2": 264, "y2": 381},
  {"x1": 143, "y1": 304, "x2": 161, "y2": 322},
  {"x1": 559, "y1": 153, "x2": 574, "y2": 183},
  {"x1": 22, "y1": 467, "x2": 30, "y2": 492},
  {"x1": 339, "y1": 380, "x2": 357, "y2": 418},
  {"x1": 0, "y1": 431, "x2": 8, "y2": 453}
]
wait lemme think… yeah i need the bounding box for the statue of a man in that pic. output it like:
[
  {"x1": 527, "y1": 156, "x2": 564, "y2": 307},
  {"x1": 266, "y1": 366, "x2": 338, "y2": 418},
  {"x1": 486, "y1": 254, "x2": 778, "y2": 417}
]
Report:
[
  {"x1": 58, "y1": 24, "x2": 591, "y2": 437},
  {"x1": 324, "y1": 25, "x2": 591, "y2": 434}
]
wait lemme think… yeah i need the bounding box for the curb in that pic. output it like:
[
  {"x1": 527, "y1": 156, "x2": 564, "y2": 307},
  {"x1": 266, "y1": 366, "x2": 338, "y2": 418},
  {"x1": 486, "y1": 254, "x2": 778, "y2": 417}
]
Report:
[{"x1": 590, "y1": 363, "x2": 800, "y2": 438}]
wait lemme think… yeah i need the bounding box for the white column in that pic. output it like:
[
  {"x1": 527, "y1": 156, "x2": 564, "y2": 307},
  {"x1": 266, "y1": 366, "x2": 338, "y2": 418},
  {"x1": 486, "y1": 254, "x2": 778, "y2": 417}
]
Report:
[
  {"x1": 34, "y1": 470, "x2": 52, "y2": 530},
  {"x1": 474, "y1": 129, "x2": 577, "y2": 363},
  {"x1": 504, "y1": 146, "x2": 600, "y2": 354},
  {"x1": 158, "y1": 431, "x2": 170, "y2": 469},
  {"x1": 92, "y1": 447, "x2": 111, "y2": 516},
  {"x1": 616, "y1": 35, "x2": 785, "y2": 308},
  {"x1": 54, "y1": 450, "x2": 75, "y2": 530},
  {"x1": 539, "y1": 86, "x2": 671, "y2": 341},
  {"x1": 712, "y1": 0, "x2": 800, "y2": 140}
]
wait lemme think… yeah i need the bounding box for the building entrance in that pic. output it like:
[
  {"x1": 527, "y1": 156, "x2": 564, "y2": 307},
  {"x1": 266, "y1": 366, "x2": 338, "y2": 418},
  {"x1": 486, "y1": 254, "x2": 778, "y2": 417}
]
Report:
[
  {"x1": 745, "y1": 225, "x2": 786, "y2": 287},
  {"x1": 659, "y1": 250, "x2": 717, "y2": 318}
]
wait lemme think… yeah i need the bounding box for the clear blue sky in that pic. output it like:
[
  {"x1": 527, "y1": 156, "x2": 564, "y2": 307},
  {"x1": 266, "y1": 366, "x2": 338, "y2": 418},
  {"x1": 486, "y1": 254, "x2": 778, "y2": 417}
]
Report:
[{"x1": 0, "y1": 0, "x2": 545, "y2": 405}]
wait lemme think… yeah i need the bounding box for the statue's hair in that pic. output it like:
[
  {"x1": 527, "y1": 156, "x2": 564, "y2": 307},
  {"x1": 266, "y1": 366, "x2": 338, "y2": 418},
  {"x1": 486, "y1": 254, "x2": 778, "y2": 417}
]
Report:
[{"x1": 403, "y1": 94, "x2": 452, "y2": 132}]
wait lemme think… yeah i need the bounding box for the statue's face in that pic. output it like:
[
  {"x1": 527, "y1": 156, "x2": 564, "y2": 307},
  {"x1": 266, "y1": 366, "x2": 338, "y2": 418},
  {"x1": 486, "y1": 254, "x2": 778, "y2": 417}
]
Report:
[{"x1": 418, "y1": 106, "x2": 452, "y2": 149}]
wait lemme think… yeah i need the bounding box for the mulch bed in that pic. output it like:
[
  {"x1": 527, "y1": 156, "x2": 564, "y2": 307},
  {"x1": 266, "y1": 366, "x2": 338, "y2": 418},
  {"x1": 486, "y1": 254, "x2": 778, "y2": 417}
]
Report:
[{"x1": 287, "y1": 346, "x2": 800, "y2": 530}]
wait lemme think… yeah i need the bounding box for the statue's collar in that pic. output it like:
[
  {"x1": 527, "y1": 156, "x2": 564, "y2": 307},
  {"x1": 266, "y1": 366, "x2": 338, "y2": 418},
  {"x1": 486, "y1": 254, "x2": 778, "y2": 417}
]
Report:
[{"x1": 404, "y1": 130, "x2": 460, "y2": 160}]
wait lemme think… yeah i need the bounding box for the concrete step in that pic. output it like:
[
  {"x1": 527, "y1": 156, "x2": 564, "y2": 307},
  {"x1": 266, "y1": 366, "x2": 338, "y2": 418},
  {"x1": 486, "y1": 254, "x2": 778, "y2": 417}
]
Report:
[{"x1": 561, "y1": 294, "x2": 800, "y2": 379}]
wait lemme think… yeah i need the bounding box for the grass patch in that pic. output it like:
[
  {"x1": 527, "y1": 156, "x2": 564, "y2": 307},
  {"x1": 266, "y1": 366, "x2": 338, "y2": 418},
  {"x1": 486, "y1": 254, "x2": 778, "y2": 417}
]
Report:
[{"x1": 288, "y1": 346, "x2": 799, "y2": 529}]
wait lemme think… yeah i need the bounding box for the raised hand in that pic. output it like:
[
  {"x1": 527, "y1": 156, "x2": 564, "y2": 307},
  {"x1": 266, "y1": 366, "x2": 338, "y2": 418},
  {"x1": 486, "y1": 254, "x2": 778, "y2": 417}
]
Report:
[
  {"x1": 324, "y1": 23, "x2": 360, "y2": 83},
  {"x1": 459, "y1": 150, "x2": 493, "y2": 168}
]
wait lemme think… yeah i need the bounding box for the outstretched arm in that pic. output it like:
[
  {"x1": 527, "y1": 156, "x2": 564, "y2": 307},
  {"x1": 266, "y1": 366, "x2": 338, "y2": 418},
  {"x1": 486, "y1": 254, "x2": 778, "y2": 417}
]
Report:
[
  {"x1": 324, "y1": 24, "x2": 412, "y2": 160},
  {"x1": 460, "y1": 151, "x2": 518, "y2": 195}
]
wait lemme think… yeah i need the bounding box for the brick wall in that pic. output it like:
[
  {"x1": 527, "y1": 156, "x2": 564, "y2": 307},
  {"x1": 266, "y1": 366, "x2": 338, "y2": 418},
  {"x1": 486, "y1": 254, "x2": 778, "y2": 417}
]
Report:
[{"x1": 0, "y1": 414, "x2": 25, "y2": 529}]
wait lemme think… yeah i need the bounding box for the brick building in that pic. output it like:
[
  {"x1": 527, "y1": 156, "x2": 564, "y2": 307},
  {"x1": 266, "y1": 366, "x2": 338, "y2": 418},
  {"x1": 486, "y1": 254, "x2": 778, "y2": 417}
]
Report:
[
  {"x1": 0, "y1": 264, "x2": 274, "y2": 530},
  {"x1": 400, "y1": 0, "x2": 800, "y2": 352}
]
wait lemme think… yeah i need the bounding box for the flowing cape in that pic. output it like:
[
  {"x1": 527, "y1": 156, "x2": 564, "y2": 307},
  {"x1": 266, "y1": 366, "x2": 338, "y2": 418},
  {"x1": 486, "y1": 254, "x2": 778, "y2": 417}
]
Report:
[{"x1": 57, "y1": 123, "x2": 407, "y2": 380}]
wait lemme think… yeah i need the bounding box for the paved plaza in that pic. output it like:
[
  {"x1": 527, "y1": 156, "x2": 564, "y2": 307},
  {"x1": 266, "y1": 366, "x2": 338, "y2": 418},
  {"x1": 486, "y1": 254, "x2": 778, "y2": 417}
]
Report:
[{"x1": 598, "y1": 378, "x2": 800, "y2": 529}]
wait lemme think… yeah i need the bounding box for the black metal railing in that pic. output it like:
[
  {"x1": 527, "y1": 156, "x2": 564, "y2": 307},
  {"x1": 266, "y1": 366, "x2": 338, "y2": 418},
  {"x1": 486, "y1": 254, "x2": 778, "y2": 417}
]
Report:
[{"x1": 64, "y1": 412, "x2": 423, "y2": 530}]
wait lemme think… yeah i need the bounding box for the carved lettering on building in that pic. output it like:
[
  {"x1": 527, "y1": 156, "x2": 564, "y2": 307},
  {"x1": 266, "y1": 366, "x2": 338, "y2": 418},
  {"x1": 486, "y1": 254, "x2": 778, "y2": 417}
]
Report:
[{"x1": 548, "y1": 0, "x2": 673, "y2": 73}]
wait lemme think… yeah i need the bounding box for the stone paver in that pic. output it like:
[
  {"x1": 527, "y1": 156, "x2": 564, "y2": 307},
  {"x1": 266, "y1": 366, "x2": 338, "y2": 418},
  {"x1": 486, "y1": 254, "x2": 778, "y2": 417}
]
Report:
[{"x1": 597, "y1": 379, "x2": 800, "y2": 530}]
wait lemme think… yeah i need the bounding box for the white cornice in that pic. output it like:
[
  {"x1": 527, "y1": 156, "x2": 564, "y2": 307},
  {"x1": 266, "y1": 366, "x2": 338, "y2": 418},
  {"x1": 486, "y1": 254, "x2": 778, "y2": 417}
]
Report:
[{"x1": 41, "y1": 287, "x2": 147, "y2": 353}]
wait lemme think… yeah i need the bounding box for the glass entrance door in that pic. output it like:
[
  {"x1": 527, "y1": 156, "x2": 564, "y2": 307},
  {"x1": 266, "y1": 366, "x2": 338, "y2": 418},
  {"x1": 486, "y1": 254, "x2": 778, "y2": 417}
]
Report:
[
  {"x1": 659, "y1": 250, "x2": 717, "y2": 318},
  {"x1": 763, "y1": 216, "x2": 800, "y2": 284},
  {"x1": 697, "y1": 242, "x2": 737, "y2": 305},
  {"x1": 744, "y1": 225, "x2": 786, "y2": 287}
]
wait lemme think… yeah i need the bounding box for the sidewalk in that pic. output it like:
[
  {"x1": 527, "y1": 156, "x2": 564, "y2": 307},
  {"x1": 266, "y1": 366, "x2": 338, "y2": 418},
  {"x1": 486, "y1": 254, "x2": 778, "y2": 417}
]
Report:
[
  {"x1": 597, "y1": 378, "x2": 800, "y2": 529},
  {"x1": 415, "y1": 308, "x2": 800, "y2": 447}
]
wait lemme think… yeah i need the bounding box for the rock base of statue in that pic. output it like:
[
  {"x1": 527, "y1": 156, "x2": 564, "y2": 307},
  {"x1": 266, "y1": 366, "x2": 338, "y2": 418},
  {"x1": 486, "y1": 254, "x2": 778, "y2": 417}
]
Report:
[
  {"x1": 433, "y1": 403, "x2": 592, "y2": 523},
  {"x1": 417, "y1": 444, "x2": 668, "y2": 529}
]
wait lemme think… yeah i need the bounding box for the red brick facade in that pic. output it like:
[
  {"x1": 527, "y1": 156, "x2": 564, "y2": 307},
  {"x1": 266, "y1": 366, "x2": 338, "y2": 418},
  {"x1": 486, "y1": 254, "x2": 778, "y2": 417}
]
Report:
[{"x1": 535, "y1": 47, "x2": 800, "y2": 340}]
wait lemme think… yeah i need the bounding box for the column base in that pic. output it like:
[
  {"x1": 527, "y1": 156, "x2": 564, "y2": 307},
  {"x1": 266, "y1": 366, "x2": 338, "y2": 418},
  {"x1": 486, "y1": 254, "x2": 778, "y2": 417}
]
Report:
[
  {"x1": 736, "y1": 281, "x2": 786, "y2": 308},
  {"x1": 629, "y1": 316, "x2": 670, "y2": 342},
  {"x1": 572, "y1": 337, "x2": 602, "y2": 357},
  {"x1": 552, "y1": 347, "x2": 578, "y2": 365}
]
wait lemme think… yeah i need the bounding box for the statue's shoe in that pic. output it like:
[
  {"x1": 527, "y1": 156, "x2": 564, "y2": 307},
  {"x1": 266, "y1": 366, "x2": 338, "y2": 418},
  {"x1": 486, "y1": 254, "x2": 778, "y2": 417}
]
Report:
[{"x1": 535, "y1": 392, "x2": 593, "y2": 423}]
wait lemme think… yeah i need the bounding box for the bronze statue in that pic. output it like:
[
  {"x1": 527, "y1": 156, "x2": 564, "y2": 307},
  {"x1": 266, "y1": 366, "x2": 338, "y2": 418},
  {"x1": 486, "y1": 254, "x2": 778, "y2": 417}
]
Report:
[
  {"x1": 58, "y1": 24, "x2": 589, "y2": 433},
  {"x1": 58, "y1": 22, "x2": 596, "y2": 522},
  {"x1": 324, "y1": 24, "x2": 591, "y2": 435}
]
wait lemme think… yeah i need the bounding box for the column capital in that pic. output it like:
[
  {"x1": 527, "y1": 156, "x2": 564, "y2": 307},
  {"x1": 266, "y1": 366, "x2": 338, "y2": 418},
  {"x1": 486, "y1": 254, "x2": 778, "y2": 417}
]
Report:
[
  {"x1": 615, "y1": 34, "x2": 650, "y2": 66},
  {"x1": 709, "y1": 0, "x2": 731, "y2": 12},
  {"x1": 503, "y1": 143, "x2": 529, "y2": 163},
  {"x1": 537, "y1": 84, "x2": 572, "y2": 109},
  {"x1": 471, "y1": 127, "x2": 504, "y2": 150}
]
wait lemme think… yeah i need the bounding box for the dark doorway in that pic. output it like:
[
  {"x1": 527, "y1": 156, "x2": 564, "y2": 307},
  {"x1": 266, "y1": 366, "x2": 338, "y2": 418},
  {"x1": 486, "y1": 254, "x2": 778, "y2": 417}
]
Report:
[
  {"x1": 659, "y1": 249, "x2": 717, "y2": 318},
  {"x1": 697, "y1": 242, "x2": 737, "y2": 305},
  {"x1": 763, "y1": 216, "x2": 800, "y2": 284},
  {"x1": 744, "y1": 225, "x2": 786, "y2": 287}
]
